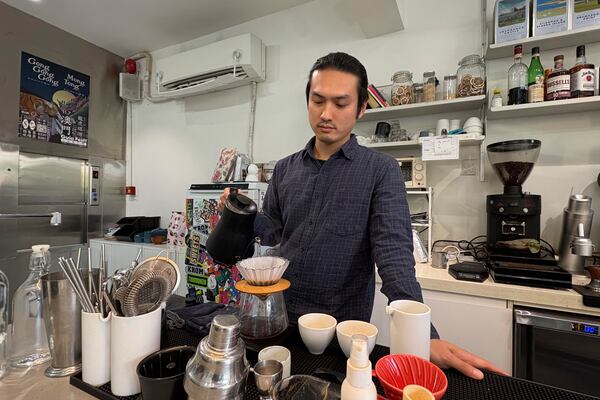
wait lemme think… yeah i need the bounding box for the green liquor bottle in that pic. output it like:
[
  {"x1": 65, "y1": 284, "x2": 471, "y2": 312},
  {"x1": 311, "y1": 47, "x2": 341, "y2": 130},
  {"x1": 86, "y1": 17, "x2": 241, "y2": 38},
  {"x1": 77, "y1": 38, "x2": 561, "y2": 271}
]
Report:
[{"x1": 528, "y1": 47, "x2": 544, "y2": 103}]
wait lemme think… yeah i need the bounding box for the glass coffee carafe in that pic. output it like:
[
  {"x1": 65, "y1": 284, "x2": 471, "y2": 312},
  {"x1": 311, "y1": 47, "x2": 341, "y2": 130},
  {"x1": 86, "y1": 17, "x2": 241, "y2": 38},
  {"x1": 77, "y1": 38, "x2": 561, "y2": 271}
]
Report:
[{"x1": 235, "y1": 257, "x2": 290, "y2": 339}]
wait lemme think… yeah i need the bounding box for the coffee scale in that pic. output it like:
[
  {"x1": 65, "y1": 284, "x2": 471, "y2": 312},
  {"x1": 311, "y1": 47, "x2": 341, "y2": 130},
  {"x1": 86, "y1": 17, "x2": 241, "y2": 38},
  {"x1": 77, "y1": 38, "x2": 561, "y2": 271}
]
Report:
[{"x1": 485, "y1": 139, "x2": 571, "y2": 289}]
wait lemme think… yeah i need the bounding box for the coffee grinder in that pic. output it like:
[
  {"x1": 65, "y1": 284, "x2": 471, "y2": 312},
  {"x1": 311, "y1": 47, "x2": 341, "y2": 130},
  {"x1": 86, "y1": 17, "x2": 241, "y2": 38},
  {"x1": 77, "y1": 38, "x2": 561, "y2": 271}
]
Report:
[
  {"x1": 486, "y1": 139, "x2": 572, "y2": 288},
  {"x1": 486, "y1": 139, "x2": 542, "y2": 256}
]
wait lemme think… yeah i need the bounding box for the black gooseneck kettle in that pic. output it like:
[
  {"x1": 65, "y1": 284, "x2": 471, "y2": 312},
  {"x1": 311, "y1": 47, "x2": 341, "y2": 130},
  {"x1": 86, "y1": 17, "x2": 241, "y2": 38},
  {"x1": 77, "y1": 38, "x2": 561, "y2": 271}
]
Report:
[{"x1": 206, "y1": 189, "x2": 258, "y2": 266}]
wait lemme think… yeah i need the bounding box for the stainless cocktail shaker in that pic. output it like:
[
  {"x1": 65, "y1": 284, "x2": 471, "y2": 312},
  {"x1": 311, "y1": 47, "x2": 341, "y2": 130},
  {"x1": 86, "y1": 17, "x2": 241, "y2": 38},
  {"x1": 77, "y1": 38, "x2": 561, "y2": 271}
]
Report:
[{"x1": 184, "y1": 314, "x2": 250, "y2": 400}]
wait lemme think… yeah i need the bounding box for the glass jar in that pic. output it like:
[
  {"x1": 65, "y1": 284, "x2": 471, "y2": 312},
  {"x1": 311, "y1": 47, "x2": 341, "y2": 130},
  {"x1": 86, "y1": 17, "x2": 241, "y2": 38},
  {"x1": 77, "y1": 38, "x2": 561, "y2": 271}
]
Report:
[
  {"x1": 422, "y1": 71, "x2": 436, "y2": 102},
  {"x1": 457, "y1": 54, "x2": 485, "y2": 97},
  {"x1": 443, "y1": 75, "x2": 457, "y2": 100},
  {"x1": 413, "y1": 83, "x2": 423, "y2": 103},
  {"x1": 9, "y1": 246, "x2": 51, "y2": 368},
  {"x1": 390, "y1": 71, "x2": 413, "y2": 106}
]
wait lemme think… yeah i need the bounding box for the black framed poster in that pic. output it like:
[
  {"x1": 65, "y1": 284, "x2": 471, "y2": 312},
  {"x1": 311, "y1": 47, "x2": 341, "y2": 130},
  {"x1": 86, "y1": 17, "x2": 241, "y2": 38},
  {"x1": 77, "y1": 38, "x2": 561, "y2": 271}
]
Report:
[{"x1": 18, "y1": 52, "x2": 90, "y2": 147}]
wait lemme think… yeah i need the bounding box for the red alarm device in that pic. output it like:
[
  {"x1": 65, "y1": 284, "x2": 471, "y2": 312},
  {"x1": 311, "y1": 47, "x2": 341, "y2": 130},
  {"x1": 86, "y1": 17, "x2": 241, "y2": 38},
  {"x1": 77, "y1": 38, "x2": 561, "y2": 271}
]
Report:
[{"x1": 124, "y1": 59, "x2": 137, "y2": 74}]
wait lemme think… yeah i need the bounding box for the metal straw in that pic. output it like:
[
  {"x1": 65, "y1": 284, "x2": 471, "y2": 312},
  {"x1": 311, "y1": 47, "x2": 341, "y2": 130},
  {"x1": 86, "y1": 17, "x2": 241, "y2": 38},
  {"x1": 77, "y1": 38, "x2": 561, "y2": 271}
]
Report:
[
  {"x1": 58, "y1": 257, "x2": 94, "y2": 312},
  {"x1": 87, "y1": 247, "x2": 93, "y2": 308},
  {"x1": 76, "y1": 247, "x2": 82, "y2": 270},
  {"x1": 66, "y1": 257, "x2": 96, "y2": 312}
]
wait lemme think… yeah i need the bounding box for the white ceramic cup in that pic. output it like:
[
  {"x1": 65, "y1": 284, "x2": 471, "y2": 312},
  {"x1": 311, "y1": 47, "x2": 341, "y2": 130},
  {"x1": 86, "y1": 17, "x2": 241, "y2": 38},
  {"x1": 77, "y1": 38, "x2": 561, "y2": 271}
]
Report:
[
  {"x1": 258, "y1": 346, "x2": 291, "y2": 379},
  {"x1": 298, "y1": 313, "x2": 337, "y2": 355},
  {"x1": 450, "y1": 119, "x2": 461, "y2": 131},
  {"x1": 385, "y1": 300, "x2": 431, "y2": 360},
  {"x1": 110, "y1": 304, "x2": 163, "y2": 396},
  {"x1": 336, "y1": 320, "x2": 378, "y2": 358},
  {"x1": 82, "y1": 311, "x2": 111, "y2": 386},
  {"x1": 435, "y1": 119, "x2": 450, "y2": 136},
  {"x1": 403, "y1": 384, "x2": 435, "y2": 400}
]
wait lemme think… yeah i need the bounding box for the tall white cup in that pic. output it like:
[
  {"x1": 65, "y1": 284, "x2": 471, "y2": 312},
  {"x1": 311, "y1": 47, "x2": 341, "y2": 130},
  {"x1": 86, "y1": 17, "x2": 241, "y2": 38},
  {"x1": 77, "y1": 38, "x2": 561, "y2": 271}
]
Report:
[
  {"x1": 82, "y1": 311, "x2": 111, "y2": 386},
  {"x1": 435, "y1": 119, "x2": 450, "y2": 136},
  {"x1": 110, "y1": 304, "x2": 163, "y2": 396},
  {"x1": 385, "y1": 300, "x2": 431, "y2": 360}
]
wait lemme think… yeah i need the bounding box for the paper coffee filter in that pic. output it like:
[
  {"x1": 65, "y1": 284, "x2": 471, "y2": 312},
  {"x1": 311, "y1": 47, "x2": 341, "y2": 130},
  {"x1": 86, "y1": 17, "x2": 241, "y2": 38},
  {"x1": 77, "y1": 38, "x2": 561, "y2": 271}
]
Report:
[{"x1": 237, "y1": 256, "x2": 289, "y2": 286}]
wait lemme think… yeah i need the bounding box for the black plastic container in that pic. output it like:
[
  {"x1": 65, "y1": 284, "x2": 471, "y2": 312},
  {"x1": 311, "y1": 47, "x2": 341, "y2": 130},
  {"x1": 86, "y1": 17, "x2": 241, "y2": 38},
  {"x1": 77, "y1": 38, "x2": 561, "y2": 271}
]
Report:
[
  {"x1": 136, "y1": 345, "x2": 195, "y2": 400},
  {"x1": 112, "y1": 216, "x2": 160, "y2": 241}
]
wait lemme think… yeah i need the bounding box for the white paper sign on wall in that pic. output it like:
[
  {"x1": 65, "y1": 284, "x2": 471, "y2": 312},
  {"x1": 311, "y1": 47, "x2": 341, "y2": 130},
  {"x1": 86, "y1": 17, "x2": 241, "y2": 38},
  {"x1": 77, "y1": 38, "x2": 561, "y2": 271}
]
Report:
[{"x1": 421, "y1": 136, "x2": 459, "y2": 161}]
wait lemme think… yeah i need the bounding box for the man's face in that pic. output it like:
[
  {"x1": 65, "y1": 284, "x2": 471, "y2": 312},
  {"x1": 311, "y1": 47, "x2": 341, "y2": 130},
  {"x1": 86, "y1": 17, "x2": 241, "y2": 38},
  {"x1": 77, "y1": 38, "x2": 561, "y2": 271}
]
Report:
[{"x1": 307, "y1": 69, "x2": 366, "y2": 147}]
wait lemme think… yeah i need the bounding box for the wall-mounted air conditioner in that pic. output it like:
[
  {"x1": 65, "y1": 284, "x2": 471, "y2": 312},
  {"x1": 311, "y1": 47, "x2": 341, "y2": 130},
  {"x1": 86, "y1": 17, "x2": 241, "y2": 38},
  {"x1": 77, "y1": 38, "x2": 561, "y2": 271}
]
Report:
[{"x1": 154, "y1": 33, "x2": 265, "y2": 99}]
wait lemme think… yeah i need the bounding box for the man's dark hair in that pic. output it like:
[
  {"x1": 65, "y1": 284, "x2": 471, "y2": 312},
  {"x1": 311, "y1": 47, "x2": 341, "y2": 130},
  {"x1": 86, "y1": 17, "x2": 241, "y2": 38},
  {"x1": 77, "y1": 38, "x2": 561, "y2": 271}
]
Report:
[{"x1": 305, "y1": 52, "x2": 369, "y2": 115}]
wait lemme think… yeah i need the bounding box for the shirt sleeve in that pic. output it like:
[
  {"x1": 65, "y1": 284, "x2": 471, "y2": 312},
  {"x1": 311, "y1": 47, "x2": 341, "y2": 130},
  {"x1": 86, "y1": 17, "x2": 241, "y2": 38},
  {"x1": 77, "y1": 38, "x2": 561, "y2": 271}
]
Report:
[
  {"x1": 369, "y1": 158, "x2": 440, "y2": 339},
  {"x1": 254, "y1": 162, "x2": 284, "y2": 246}
]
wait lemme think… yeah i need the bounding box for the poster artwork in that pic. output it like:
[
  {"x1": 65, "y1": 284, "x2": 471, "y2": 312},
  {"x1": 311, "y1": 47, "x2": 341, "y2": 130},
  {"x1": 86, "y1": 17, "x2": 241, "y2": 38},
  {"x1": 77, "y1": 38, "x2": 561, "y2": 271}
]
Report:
[{"x1": 18, "y1": 52, "x2": 90, "y2": 147}]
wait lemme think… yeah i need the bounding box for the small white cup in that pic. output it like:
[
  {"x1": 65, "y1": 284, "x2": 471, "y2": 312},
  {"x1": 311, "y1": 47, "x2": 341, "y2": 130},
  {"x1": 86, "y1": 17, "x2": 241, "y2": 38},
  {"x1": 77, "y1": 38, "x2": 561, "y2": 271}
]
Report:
[
  {"x1": 435, "y1": 119, "x2": 450, "y2": 136},
  {"x1": 403, "y1": 384, "x2": 435, "y2": 400},
  {"x1": 258, "y1": 346, "x2": 291, "y2": 379},
  {"x1": 336, "y1": 320, "x2": 378, "y2": 358},
  {"x1": 450, "y1": 119, "x2": 461, "y2": 131},
  {"x1": 298, "y1": 313, "x2": 337, "y2": 355},
  {"x1": 82, "y1": 311, "x2": 111, "y2": 386}
]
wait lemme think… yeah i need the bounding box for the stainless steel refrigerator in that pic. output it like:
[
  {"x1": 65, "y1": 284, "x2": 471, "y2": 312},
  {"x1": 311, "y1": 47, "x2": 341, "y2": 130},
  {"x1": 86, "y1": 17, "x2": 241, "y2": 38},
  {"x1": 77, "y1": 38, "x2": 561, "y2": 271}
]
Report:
[{"x1": 0, "y1": 142, "x2": 125, "y2": 312}]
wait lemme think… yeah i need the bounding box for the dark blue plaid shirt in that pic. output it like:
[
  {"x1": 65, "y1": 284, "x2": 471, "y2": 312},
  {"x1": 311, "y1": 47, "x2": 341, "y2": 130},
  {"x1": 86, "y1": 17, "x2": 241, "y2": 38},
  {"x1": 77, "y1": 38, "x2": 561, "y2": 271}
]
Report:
[{"x1": 258, "y1": 134, "x2": 438, "y2": 338}]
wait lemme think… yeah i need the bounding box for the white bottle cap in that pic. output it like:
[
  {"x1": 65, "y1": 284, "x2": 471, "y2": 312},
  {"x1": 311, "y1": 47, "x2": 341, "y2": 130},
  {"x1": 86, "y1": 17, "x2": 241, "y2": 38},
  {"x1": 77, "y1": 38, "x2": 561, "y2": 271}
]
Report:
[{"x1": 349, "y1": 334, "x2": 369, "y2": 369}]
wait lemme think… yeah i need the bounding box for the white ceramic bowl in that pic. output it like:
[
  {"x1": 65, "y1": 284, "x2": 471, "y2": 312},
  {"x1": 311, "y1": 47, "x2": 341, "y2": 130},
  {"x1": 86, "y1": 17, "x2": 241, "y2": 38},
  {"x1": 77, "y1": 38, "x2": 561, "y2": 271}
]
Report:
[
  {"x1": 336, "y1": 320, "x2": 378, "y2": 358},
  {"x1": 464, "y1": 126, "x2": 484, "y2": 134},
  {"x1": 298, "y1": 313, "x2": 337, "y2": 355},
  {"x1": 463, "y1": 117, "x2": 483, "y2": 129}
]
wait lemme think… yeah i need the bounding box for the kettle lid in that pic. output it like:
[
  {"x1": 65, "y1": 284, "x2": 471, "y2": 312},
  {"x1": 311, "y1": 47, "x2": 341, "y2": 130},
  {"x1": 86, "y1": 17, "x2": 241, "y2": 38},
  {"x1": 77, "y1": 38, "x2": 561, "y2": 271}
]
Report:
[{"x1": 226, "y1": 191, "x2": 258, "y2": 215}]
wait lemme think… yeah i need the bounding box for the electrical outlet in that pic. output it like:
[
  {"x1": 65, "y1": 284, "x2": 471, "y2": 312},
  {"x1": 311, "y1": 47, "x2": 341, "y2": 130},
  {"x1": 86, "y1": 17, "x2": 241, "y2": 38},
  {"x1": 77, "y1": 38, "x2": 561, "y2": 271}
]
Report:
[{"x1": 461, "y1": 158, "x2": 477, "y2": 176}]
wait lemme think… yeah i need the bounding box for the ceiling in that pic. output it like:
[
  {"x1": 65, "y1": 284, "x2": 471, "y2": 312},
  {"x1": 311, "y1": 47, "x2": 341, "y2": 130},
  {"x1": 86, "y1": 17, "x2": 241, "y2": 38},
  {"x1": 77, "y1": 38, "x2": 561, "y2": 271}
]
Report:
[{"x1": 1, "y1": 0, "x2": 313, "y2": 57}]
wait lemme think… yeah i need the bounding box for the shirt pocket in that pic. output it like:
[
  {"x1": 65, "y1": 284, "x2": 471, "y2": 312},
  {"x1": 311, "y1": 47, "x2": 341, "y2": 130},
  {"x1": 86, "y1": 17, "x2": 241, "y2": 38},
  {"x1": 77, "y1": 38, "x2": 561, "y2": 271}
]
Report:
[{"x1": 322, "y1": 195, "x2": 365, "y2": 237}]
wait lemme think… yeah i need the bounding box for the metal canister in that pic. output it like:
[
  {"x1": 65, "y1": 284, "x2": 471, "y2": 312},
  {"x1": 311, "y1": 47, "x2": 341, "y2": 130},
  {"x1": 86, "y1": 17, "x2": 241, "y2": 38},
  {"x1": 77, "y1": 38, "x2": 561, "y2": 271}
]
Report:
[
  {"x1": 184, "y1": 314, "x2": 250, "y2": 400},
  {"x1": 558, "y1": 195, "x2": 594, "y2": 274}
]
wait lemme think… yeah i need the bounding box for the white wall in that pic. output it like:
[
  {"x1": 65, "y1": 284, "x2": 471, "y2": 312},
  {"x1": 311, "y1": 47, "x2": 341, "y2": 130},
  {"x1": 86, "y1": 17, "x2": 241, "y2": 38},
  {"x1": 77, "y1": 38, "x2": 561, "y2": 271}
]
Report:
[{"x1": 128, "y1": 0, "x2": 600, "y2": 248}]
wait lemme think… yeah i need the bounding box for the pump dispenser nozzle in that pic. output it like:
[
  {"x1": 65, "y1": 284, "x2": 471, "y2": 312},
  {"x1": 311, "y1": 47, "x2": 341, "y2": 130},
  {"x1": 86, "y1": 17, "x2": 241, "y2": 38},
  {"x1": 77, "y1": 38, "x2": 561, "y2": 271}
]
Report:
[{"x1": 341, "y1": 334, "x2": 377, "y2": 400}]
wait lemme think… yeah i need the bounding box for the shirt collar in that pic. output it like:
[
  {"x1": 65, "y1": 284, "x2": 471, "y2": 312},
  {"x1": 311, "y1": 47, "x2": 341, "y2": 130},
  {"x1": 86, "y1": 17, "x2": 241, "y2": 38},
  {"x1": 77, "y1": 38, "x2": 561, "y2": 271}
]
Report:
[{"x1": 302, "y1": 134, "x2": 358, "y2": 161}]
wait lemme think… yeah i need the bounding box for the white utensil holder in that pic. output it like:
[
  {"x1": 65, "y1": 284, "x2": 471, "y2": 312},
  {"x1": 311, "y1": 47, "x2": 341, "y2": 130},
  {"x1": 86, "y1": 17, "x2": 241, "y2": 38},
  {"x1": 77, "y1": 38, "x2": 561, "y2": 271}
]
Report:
[
  {"x1": 110, "y1": 304, "x2": 163, "y2": 396},
  {"x1": 82, "y1": 311, "x2": 111, "y2": 386}
]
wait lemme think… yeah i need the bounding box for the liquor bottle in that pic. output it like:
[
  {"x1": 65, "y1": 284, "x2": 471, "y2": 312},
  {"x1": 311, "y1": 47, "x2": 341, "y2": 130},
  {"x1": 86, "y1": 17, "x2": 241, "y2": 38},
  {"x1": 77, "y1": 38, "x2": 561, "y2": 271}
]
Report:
[
  {"x1": 570, "y1": 45, "x2": 595, "y2": 98},
  {"x1": 507, "y1": 45, "x2": 528, "y2": 105},
  {"x1": 528, "y1": 47, "x2": 545, "y2": 103},
  {"x1": 546, "y1": 55, "x2": 571, "y2": 101}
]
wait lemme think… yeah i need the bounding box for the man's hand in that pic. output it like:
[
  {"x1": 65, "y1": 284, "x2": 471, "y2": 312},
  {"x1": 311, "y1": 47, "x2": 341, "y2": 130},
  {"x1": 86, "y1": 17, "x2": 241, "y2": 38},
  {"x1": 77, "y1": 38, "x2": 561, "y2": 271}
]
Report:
[
  {"x1": 218, "y1": 188, "x2": 231, "y2": 212},
  {"x1": 430, "y1": 339, "x2": 508, "y2": 380}
]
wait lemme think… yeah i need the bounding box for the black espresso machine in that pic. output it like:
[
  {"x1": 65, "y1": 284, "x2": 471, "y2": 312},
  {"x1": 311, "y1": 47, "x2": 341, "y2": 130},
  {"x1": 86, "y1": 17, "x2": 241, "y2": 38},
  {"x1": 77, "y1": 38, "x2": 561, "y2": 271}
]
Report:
[{"x1": 485, "y1": 139, "x2": 571, "y2": 289}]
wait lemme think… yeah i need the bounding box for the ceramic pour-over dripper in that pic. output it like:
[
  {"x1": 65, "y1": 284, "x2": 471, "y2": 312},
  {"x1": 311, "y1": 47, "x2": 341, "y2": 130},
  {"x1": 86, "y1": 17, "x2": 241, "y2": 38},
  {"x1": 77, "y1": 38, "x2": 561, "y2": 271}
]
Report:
[{"x1": 237, "y1": 257, "x2": 289, "y2": 286}]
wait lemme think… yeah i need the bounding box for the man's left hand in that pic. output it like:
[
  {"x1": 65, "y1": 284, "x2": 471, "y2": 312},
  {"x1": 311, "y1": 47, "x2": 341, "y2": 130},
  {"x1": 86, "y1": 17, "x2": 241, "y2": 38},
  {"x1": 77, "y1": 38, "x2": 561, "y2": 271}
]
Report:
[{"x1": 430, "y1": 339, "x2": 508, "y2": 380}]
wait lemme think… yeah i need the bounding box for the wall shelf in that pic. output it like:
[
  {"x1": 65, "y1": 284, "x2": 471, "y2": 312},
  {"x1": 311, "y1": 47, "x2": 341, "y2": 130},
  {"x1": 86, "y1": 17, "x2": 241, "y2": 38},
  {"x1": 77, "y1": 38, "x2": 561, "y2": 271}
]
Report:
[
  {"x1": 364, "y1": 135, "x2": 485, "y2": 150},
  {"x1": 488, "y1": 96, "x2": 600, "y2": 120},
  {"x1": 361, "y1": 95, "x2": 486, "y2": 121},
  {"x1": 486, "y1": 25, "x2": 600, "y2": 60}
]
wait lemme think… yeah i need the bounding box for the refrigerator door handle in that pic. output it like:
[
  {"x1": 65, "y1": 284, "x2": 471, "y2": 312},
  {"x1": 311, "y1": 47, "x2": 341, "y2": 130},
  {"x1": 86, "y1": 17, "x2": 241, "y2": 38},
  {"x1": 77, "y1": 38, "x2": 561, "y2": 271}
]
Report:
[{"x1": 0, "y1": 212, "x2": 62, "y2": 226}]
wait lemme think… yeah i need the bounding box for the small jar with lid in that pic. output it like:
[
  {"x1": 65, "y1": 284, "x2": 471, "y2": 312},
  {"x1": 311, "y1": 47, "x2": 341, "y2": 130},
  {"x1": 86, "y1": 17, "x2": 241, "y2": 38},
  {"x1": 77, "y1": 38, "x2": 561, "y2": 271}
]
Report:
[
  {"x1": 457, "y1": 54, "x2": 485, "y2": 97},
  {"x1": 390, "y1": 71, "x2": 414, "y2": 106},
  {"x1": 422, "y1": 71, "x2": 436, "y2": 102},
  {"x1": 412, "y1": 83, "x2": 423, "y2": 103},
  {"x1": 443, "y1": 75, "x2": 457, "y2": 100}
]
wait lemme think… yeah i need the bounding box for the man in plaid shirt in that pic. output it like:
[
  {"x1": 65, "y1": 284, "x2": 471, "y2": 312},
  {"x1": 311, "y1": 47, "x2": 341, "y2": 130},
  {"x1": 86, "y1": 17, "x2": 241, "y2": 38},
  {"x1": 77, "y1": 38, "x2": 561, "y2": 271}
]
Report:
[{"x1": 222, "y1": 52, "x2": 504, "y2": 380}]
